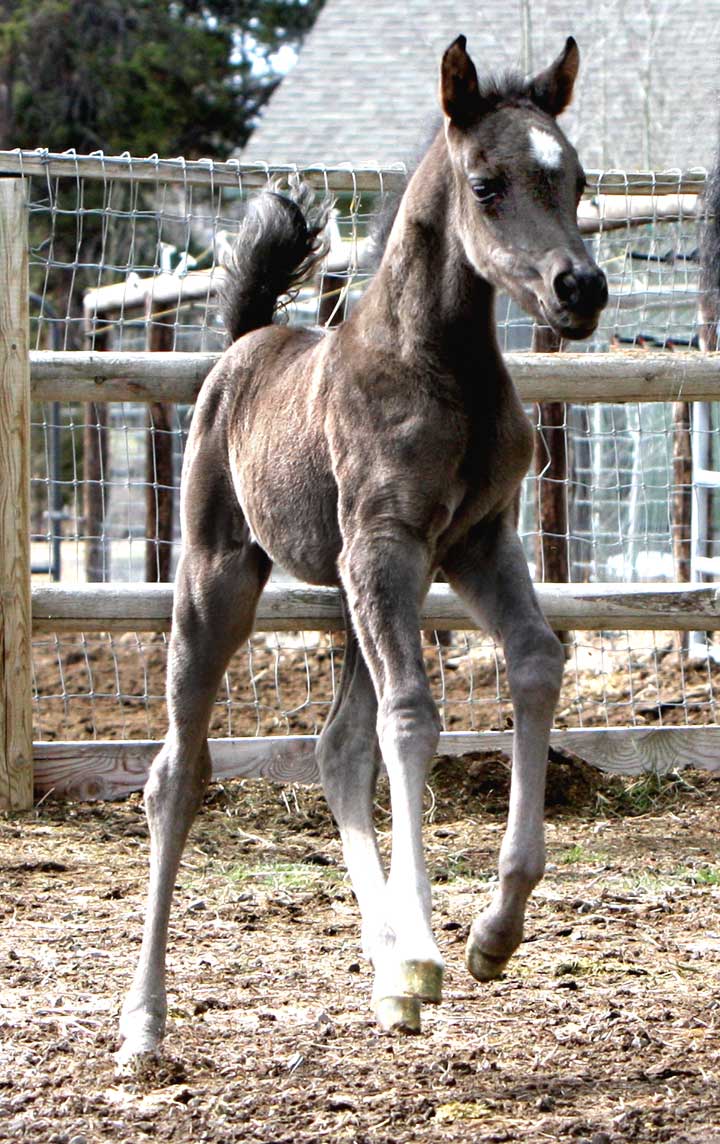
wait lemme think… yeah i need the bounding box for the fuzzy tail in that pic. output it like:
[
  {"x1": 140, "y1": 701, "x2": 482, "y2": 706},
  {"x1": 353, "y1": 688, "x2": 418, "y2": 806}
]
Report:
[{"x1": 220, "y1": 178, "x2": 332, "y2": 343}]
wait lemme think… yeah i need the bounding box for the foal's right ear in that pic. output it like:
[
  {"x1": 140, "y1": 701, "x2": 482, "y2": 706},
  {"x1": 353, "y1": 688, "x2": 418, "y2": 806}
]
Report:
[
  {"x1": 528, "y1": 37, "x2": 580, "y2": 117},
  {"x1": 440, "y1": 35, "x2": 482, "y2": 127}
]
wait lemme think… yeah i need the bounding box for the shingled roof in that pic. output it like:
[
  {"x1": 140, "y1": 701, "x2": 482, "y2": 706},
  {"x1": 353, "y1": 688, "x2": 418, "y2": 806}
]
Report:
[{"x1": 243, "y1": 0, "x2": 720, "y2": 170}]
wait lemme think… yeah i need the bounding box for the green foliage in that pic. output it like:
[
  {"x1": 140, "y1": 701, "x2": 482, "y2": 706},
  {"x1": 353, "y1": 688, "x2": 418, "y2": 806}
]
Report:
[
  {"x1": 680, "y1": 864, "x2": 720, "y2": 886},
  {"x1": 226, "y1": 859, "x2": 342, "y2": 891},
  {"x1": 0, "y1": 0, "x2": 325, "y2": 156},
  {"x1": 594, "y1": 769, "x2": 702, "y2": 819}
]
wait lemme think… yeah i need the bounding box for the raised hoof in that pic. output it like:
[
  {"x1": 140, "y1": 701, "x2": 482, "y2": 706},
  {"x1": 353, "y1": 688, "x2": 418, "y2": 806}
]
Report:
[
  {"x1": 374, "y1": 994, "x2": 422, "y2": 1034},
  {"x1": 466, "y1": 941, "x2": 509, "y2": 983}
]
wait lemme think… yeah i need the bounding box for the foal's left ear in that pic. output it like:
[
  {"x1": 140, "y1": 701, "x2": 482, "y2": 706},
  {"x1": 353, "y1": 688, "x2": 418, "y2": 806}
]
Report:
[
  {"x1": 528, "y1": 37, "x2": 580, "y2": 118},
  {"x1": 440, "y1": 35, "x2": 482, "y2": 126}
]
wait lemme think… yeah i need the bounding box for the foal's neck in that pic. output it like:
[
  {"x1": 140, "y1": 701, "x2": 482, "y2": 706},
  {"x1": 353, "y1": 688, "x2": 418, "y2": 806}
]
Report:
[{"x1": 357, "y1": 132, "x2": 501, "y2": 379}]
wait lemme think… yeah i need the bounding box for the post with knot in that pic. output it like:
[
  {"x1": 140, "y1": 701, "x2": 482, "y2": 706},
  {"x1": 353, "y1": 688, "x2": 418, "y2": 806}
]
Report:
[{"x1": 0, "y1": 178, "x2": 33, "y2": 810}]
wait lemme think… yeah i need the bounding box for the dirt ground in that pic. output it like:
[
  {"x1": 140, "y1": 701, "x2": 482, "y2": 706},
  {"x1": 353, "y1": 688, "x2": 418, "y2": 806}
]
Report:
[{"x1": 2, "y1": 758, "x2": 720, "y2": 1144}]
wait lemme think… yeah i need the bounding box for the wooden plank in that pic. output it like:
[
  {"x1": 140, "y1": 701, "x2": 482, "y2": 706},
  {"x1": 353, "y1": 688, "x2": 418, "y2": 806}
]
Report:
[
  {"x1": 84, "y1": 268, "x2": 224, "y2": 315},
  {"x1": 578, "y1": 193, "x2": 701, "y2": 233},
  {"x1": 144, "y1": 306, "x2": 175, "y2": 582},
  {"x1": 30, "y1": 350, "x2": 215, "y2": 404},
  {"x1": 0, "y1": 180, "x2": 33, "y2": 810},
  {"x1": 672, "y1": 402, "x2": 692, "y2": 581},
  {"x1": 28, "y1": 349, "x2": 720, "y2": 406},
  {"x1": 29, "y1": 580, "x2": 720, "y2": 634},
  {"x1": 0, "y1": 150, "x2": 709, "y2": 196},
  {"x1": 511, "y1": 352, "x2": 720, "y2": 404},
  {"x1": 32, "y1": 725, "x2": 720, "y2": 801},
  {"x1": 83, "y1": 401, "x2": 109, "y2": 582},
  {"x1": 0, "y1": 150, "x2": 406, "y2": 193},
  {"x1": 532, "y1": 327, "x2": 568, "y2": 621}
]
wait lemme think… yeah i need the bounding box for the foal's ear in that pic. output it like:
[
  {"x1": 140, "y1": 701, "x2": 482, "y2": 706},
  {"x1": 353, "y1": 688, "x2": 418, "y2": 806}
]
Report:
[
  {"x1": 440, "y1": 35, "x2": 482, "y2": 126},
  {"x1": 528, "y1": 37, "x2": 580, "y2": 117}
]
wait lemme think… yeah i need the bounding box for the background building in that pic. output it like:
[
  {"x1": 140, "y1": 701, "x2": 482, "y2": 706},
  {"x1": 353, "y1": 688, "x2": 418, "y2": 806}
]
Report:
[{"x1": 243, "y1": 0, "x2": 720, "y2": 171}]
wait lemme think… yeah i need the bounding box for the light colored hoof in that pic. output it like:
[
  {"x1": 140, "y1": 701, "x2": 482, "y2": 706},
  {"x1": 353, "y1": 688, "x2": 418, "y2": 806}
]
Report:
[
  {"x1": 116, "y1": 1008, "x2": 165, "y2": 1070},
  {"x1": 374, "y1": 994, "x2": 422, "y2": 1034},
  {"x1": 466, "y1": 940, "x2": 509, "y2": 983},
  {"x1": 372, "y1": 958, "x2": 444, "y2": 1005},
  {"x1": 115, "y1": 1041, "x2": 162, "y2": 1076},
  {"x1": 398, "y1": 958, "x2": 444, "y2": 1003}
]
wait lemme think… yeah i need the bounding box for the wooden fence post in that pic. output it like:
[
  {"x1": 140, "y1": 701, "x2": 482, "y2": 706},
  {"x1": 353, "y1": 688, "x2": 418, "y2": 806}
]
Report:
[
  {"x1": 533, "y1": 324, "x2": 569, "y2": 648},
  {"x1": 533, "y1": 326, "x2": 568, "y2": 580},
  {"x1": 0, "y1": 179, "x2": 33, "y2": 810},
  {"x1": 144, "y1": 298, "x2": 175, "y2": 583},
  {"x1": 672, "y1": 401, "x2": 692, "y2": 582}
]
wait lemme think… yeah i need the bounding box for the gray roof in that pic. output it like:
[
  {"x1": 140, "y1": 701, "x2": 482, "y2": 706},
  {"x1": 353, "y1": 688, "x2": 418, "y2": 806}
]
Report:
[{"x1": 243, "y1": 0, "x2": 720, "y2": 171}]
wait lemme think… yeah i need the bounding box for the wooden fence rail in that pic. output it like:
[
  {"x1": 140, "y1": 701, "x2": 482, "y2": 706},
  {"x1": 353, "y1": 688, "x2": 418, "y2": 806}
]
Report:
[
  {"x1": 31, "y1": 727, "x2": 720, "y2": 803},
  {"x1": 29, "y1": 348, "x2": 720, "y2": 405},
  {"x1": 30, "y1": 580, "x2": 720, "y2": 634},
  {"x1": 0, "y1": 148, "x2": 709, "y2": 195}
]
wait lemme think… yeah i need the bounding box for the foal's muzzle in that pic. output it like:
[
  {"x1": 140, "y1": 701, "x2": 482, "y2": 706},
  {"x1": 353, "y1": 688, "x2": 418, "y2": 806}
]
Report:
[{"x1": 544, "y1": 257, "x2": 608, "y2": 340}]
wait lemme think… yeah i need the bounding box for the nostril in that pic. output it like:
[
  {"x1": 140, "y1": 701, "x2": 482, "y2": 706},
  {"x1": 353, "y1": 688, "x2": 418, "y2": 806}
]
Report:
[
  {"x1": 554, "y1": 266, "x2": 608, "y2": 315},
  {"x1": 553, "y1": 270, "x2": 579, "y2": 307},
  {"x1": 580, "y1": 267, "x2": 608, "y2": 311}
]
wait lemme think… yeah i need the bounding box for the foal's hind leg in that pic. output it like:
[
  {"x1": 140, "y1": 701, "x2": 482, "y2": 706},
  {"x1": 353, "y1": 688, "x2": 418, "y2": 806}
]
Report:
[
  {"x1": 316, "y1": 605, "x2": 386, "y2": 962},
  {"x1": 118, "y1": 500, "x2": 270, "y2": 1064},
  {"x1": 443, "y1": 512, "x2": 564, "y2": 981}
]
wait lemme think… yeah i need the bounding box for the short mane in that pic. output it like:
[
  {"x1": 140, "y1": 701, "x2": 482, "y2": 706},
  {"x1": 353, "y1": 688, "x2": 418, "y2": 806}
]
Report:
[{"x1": 476, "y1": 69, "x2": 537, "y2": 109}]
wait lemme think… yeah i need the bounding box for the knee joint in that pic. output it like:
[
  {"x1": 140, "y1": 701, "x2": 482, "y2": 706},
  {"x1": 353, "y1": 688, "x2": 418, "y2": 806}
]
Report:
[
  {"x1": 144, "y1": 744, "x2": 210, "y2": 810},
  {"x1": 508, "y1": 631, "x2": 564, "y2": 708},
  {"x1": 499, "y1": 845, "x2": 546, "y2": 893},
  {"x1": 377, "y1": 692, "x2": 440, "y2": 755}
]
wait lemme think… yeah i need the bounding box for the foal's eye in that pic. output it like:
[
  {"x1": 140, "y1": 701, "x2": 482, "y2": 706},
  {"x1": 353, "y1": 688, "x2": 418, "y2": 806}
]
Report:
[{"x1": 469, "y1": 178, "x2": 503, "y2": 206}]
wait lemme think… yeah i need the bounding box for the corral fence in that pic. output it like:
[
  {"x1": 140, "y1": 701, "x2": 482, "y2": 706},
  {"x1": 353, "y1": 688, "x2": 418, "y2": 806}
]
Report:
[{"x1": 1, "y1": 150, "x2": 720, "y2": 811}]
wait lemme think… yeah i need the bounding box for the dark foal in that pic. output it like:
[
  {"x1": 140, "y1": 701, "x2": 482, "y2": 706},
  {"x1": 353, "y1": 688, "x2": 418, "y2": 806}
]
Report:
[{"x1": 118, "y1": 34, "x2": 607, "y2": 1063}]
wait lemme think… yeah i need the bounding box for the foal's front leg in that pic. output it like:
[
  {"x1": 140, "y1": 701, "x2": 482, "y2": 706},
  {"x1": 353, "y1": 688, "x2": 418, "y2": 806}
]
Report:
[
  {"x1": 443, "y1": 514, "x2": 564, "y2": 981},
  {"x1": 339, "y1": 531, "x2": 443, "y2": 1033}
]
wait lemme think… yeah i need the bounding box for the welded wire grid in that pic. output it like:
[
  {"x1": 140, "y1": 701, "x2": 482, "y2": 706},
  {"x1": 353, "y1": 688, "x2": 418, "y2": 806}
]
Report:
[{"x1": 5, "y1": 151, "x2": 718, "y2": 742}]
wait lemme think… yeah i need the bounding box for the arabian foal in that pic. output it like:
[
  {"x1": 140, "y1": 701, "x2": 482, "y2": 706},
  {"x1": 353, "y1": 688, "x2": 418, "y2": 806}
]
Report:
[{"x1": 118, "y1": 34, "x2": 607, "y2": 1062}]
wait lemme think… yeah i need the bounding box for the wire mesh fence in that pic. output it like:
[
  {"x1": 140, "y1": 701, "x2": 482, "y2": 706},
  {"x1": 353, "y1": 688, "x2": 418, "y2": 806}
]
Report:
[
  {"x1": 3, "y1": 148, "x2": 718, "y2": 747},
  {"x1": 29, "y1": 627, "x2": 720, "y2": 748}
]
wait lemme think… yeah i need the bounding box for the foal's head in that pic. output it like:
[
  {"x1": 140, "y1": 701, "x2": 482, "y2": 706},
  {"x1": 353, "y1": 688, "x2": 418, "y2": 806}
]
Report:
[{"x1": 440, "y1": 36, "x2": 607, "y2": 340}]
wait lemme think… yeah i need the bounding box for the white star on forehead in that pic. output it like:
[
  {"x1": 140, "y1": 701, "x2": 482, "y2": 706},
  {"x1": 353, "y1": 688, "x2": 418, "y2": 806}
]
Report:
[{"x1": 529, "y1": 126, "x2": 563, "y2": 170}]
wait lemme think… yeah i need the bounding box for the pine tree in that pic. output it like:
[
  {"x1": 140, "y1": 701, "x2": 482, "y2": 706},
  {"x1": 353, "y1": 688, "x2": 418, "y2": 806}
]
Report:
[{"x1": 0, "y1": 0, "x2": 324, "y2": 156}]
